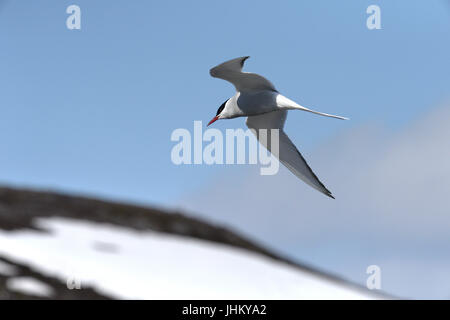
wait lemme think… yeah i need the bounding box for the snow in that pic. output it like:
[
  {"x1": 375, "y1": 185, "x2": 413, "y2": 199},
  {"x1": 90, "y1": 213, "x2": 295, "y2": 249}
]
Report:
[
  {"x1": 7, "y1": 277, "x2": 54, "y2": 298},
  {"x1": 0, "y1": 218, "x2": 379, "y2": 299}
]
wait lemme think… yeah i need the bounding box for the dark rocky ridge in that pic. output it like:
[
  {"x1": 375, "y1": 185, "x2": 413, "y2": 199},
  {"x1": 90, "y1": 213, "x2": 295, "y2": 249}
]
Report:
[
  {"x1": 0, "y1": 256, "x2": 108, "y2": 300},
  {"x1": 0, "y1": 186, "x2": 286, "y2": 261}
]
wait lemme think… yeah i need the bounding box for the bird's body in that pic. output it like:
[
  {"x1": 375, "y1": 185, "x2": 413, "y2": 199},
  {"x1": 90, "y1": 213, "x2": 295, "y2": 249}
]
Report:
[{"x1": 208, "y1": 56, "x2": 348, "y2": 199}]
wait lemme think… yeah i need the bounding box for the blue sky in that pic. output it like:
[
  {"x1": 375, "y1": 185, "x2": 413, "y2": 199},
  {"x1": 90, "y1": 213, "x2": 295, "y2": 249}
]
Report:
[{"x1": 1, "y1": 1, "x2": 450, "y2": 298}]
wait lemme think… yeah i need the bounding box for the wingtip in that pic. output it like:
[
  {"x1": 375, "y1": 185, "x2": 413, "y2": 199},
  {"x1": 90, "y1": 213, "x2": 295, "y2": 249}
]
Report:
[
  {"x1": 241, "y1": 56, "x2": 250, "y2": 67},
  {"x1": 324, "y1": 190, "x2": 335, "y2": 199}
]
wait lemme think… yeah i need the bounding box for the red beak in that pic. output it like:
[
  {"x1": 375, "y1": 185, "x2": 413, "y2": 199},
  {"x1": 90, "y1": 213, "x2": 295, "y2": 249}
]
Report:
[{"x1": 207, "y1": 116, "x2": 219, "y2": 126}]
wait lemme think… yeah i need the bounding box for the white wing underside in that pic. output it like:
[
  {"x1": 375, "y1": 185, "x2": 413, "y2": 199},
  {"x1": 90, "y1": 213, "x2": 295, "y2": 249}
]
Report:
[
  {"x1": 210, "y1": 56, "x2": 277, "y2": 92},
  {"x1": 246, "y1": 110, "x2": 334, "y2": 198}
]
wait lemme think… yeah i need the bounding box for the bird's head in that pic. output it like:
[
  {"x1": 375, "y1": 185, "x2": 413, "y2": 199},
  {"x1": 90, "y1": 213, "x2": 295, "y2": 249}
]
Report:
[{"x1": 207, "y1": 99, "x2": 229, "y2": 126}]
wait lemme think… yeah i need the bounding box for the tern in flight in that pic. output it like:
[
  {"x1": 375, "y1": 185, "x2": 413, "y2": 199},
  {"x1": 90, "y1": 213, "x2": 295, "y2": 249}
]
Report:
[{"x1": 207, "y1": 56, "x2": 348, "y2": 199}]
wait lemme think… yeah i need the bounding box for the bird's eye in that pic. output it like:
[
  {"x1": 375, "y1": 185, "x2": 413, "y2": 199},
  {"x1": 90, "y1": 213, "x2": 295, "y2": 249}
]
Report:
[{"x1": 216, "y1": 100, "x2": 227, "y2": 116}]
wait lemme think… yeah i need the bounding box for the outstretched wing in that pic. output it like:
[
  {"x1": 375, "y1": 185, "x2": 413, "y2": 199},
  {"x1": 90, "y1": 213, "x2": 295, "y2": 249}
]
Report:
[
  {"x1": 246, "y1": 110, "x2": 334, "y2": 199},
  {"x1": 210, "y1": 56, "x2": 277, "y2": 93}
]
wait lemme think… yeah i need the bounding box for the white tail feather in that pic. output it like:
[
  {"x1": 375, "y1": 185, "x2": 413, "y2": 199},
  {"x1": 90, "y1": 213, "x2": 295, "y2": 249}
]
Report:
[{"x1": 276, "y1": 94, "x2": 349, "y2": 120}]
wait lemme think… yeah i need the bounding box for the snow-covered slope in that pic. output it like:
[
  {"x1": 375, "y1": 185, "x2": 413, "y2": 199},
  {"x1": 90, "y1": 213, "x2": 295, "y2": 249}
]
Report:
[
  {"x1": 0, "y1": 217, "x2": 378, "y2": 299},
  {"x1": 0, "y1": 186, "x2": 384, "y2": 299}
]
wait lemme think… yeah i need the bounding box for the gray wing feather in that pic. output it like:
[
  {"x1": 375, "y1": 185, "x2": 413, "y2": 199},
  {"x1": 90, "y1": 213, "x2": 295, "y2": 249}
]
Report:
[
  {"x1": 246, "y1": 111, "x2": 334, "y2": 199},
  {"x1": 210, "y1": 56, "x2": 277, "y2": 93}
]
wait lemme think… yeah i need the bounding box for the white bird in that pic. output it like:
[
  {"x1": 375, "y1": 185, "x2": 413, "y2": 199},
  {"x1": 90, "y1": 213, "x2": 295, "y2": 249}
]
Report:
[{"x1": 208, "y1": 56, "x2": 348, "y2": 199}]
